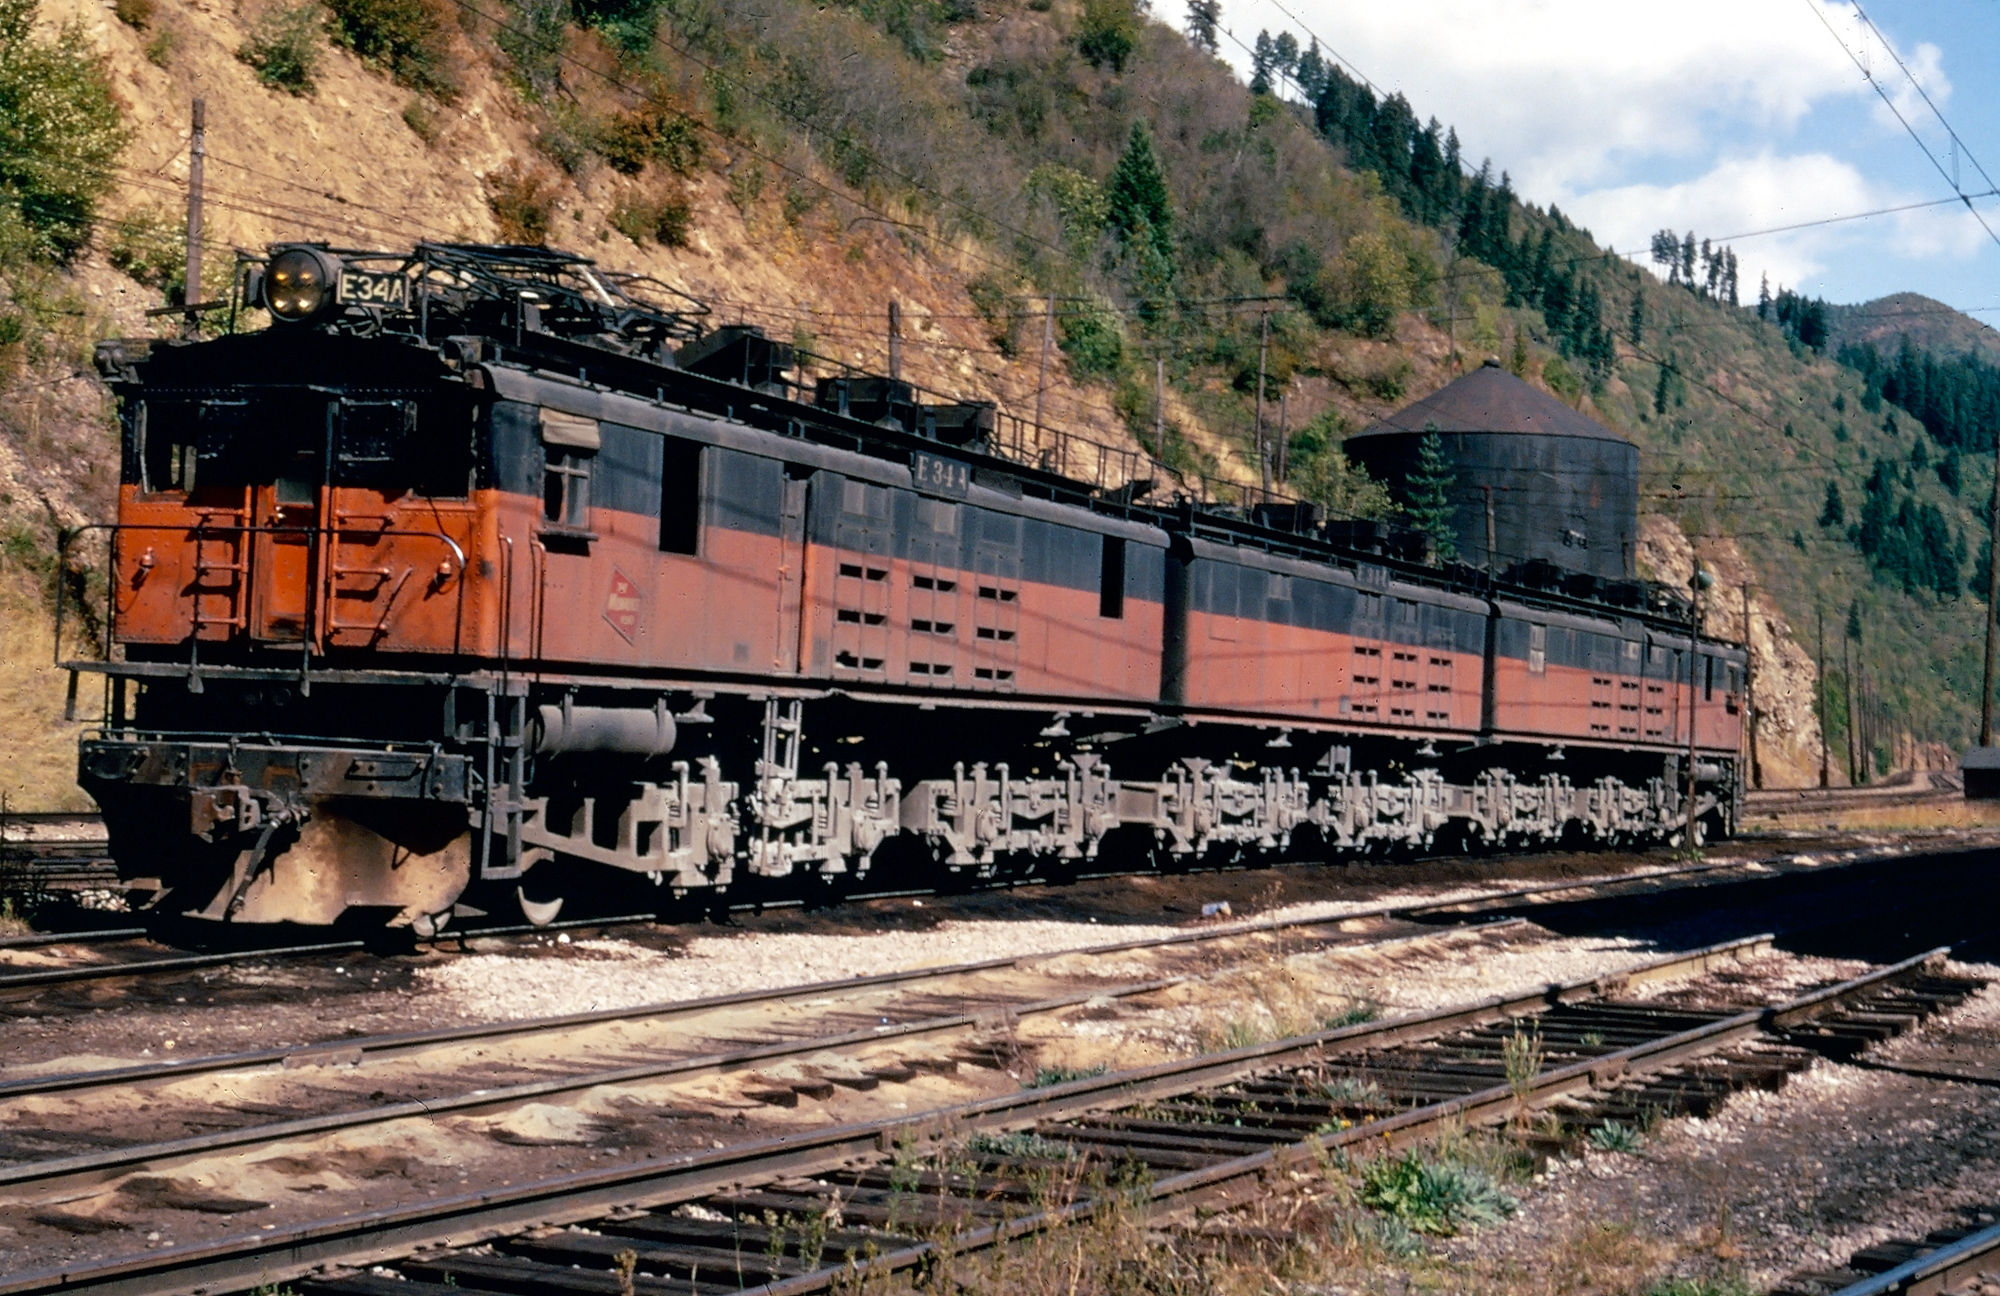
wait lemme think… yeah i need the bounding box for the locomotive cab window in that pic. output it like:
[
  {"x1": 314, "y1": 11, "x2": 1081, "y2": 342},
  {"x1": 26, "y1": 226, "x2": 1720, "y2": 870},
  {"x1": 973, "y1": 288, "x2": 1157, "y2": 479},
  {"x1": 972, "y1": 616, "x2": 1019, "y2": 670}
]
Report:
[
  {"x1": 1528, "y1": 624, "x2": 1546, "y2": 674},
  {"x1": 659, "y1": 437, "x2": 703, "y2": 555},
  {"x1": 137, "y1": 401, "x2": 198, "y2": 494},
  {"x1": 1099, "y1": 534, "x2": 1125, "y2": 619},
  {"x1": 539, "y1": 409, "x2": 599, "y2": 531}
]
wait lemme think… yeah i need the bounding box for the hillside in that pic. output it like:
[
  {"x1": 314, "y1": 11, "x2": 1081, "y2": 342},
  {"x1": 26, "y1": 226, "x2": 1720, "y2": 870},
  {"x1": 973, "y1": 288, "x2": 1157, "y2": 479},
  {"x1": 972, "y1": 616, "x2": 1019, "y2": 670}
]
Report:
[
  {"x1": 3, "y1": 0, "x2": 1986, "y2": 803},
  {"x1": 1826, "y1": 291, "x2": 2000, "y2": 368}
]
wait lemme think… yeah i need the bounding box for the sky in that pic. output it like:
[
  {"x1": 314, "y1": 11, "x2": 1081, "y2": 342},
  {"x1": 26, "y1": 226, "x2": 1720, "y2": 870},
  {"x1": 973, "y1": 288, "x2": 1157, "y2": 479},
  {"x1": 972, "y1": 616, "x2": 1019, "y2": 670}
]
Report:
[{"x1": 1213, "y1": 0, "x2": 2000, "y2": 316}]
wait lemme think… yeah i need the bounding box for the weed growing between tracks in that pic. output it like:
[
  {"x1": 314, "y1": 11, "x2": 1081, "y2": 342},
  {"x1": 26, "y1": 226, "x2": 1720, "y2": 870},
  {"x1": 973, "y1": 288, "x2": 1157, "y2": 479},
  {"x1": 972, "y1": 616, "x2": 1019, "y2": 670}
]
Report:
[{"x1": 829, "y1": 1123, "x2": 1739, "y2": 1295}]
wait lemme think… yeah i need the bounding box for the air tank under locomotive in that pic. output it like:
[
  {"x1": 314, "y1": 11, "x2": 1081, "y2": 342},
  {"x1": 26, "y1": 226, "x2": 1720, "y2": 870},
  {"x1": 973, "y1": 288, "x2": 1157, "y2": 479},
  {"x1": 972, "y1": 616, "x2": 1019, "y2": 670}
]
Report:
[{"x1": 64, "y1": 243, "x2": 1745, "y2": 932}]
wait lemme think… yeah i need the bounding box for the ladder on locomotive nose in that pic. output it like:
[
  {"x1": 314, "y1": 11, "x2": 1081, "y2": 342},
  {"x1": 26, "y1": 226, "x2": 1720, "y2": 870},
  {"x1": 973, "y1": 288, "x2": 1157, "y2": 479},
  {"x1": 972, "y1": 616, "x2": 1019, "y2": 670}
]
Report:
[{"x1": 184, "y1": 506, "x2": 251, "y2": 692}]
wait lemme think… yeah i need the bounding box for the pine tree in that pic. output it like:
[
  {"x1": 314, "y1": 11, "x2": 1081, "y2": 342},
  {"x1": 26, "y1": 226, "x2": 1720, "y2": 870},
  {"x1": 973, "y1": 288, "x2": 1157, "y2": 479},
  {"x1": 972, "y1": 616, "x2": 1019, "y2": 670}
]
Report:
[
  {"x1": 1403, "y1": 426, "x2": 1458, "y2": 562},
  {"x1": 1106, "y1": 121, "x2": 1175, "y2": 265},
  {"x1": 1653, "y1": 359, "x2": 1671, "y2": 416},
  {"x1": 1250, "y1": 29, "x2": 1274, "y2": 94},
  {"x1": 1821, "y1": 479, "x2": 1845, "y2": 527},
  {"x1": 1627, "y1": 291, "x2": 1644, "y2": 344},
  {"x1": 1184, "y1": 0, "x2": 1219, "y2": 52},
  {"x1": 1758, "y1": 273, "x2": 1771, "y2": 319}
]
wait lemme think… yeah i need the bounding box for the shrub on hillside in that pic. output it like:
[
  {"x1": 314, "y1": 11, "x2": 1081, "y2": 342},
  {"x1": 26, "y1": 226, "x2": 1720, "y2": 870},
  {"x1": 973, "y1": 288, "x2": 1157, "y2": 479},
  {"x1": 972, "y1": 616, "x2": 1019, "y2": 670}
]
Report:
[
  {"x1": 239, "y1": 1, "x2": 323, "y2": 95},
  {"x1": 325, "y1": 0, "x2": 459, "y2": 100},
  {"x1": 113, "y1": 0, "x2": 153, "y2": 30},
  {"x1": 598, "y1": 94, "x2": 703, "y2": 176},
  {"x1": 1057, "y1": 295, "x2": 1122, "y2": 377},
  {"x1": 485, "y1": 163, "x2": 555, "y2": 243},
  {"x1": 1076, "y1": 0, "x2": 1138, "y2": 71},
  {"x1": 608, "y1": 192, "x2": 691, "y2": 247},
  {"x1": 571, "y1": 0, "x2": 662, "y2": 55},
  {"x1": 0, "y1": 0, "x2": 127, "y2": 263},
  {"x1": 496, "y1": 0, "x2": 567, "y2": 96}
]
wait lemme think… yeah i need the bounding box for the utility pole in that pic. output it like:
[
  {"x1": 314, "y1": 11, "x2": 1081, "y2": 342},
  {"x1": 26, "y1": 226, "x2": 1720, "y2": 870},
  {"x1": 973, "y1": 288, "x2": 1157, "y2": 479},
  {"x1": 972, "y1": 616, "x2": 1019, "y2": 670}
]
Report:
[
  {"x1": 1032, "y1": 296, "x2": 1054, "y2": 441},
  {"x1": 1276, "y1": 392, "x2": 1289, "y2": 484},
  {"x1": 1254, "y1": 311, "x2": 1270, "y2": 497},
  {"x1": 1686, "y1": 565, "x2": 1709, "y2": 851},
  {"x1": 1984, "y1": 428, "x2": 2000, "y2": 746},
  {"x1": 183, "y1": 97, "x2": 206, "y2": 339},
  {"x1": 1817, "y1": 609, "x2": 1831, "y2": 788},
  {"x1": 886, "y1": 299, "x2": 901, "y2": 382},
  {"x1": 1742, "y1": 584, "x2": 1762, "y2": 789},
  {"x1": 1844, "y1": 633, "x2": 1859, "y2": 785},
  {"x1": 1153, "y1": 356, "x2": 1165, "y2": 457},
  {"x1": 1482, "y1": 486, "x2": 1497, "y2": 579}
]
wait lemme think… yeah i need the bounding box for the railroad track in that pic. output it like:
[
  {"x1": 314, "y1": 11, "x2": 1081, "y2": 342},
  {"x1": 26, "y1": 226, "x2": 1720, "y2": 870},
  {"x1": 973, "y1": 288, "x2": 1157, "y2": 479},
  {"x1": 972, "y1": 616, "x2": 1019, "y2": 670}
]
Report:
[
  {"x1": 1778, "y1": 1212, "x2": 2000, "y2": 1295},
  {"x1": 0, "y1": 935, "x2": 1977, "y2": 1296},
  {"x1": 0, "y1": 833, "x2": 1956, "y2": 999},
  {"x1": 0, "y1": 913, "x2": 1535, "y2": 1196}
]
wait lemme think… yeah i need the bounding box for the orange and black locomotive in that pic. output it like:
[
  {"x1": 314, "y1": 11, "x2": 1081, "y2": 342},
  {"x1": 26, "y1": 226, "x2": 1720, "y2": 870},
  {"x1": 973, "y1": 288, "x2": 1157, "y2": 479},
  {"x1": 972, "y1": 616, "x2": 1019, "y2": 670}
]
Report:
[{"x1": 67, "y1": 243, "x2": 1744, "y2": 931}]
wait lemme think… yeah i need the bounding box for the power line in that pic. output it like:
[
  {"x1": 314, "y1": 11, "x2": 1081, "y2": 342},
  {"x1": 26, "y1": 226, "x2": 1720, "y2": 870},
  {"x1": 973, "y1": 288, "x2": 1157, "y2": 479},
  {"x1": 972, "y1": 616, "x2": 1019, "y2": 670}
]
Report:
[{"x1": 1802, "y1": 0, "x2": 2000, "y2": 255}]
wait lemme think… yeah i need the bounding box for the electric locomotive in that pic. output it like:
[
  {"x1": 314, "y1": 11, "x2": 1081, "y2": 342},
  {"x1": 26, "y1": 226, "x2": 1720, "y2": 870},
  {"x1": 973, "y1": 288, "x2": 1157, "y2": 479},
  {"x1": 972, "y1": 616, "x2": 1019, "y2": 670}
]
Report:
[{"x1": 66, "y1": 242, "x2": 1744, "y2": 931}]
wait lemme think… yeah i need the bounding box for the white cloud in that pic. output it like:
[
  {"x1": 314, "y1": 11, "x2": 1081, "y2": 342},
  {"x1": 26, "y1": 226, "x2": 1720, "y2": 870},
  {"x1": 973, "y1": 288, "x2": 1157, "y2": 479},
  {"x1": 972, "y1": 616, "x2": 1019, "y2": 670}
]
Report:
[
  {"x1": 1219, "y1": 0, "x2": 1890, "y2": 192},
  {"x1": 1563, "y1": 153, "x2": 1991, "y2": 296}
]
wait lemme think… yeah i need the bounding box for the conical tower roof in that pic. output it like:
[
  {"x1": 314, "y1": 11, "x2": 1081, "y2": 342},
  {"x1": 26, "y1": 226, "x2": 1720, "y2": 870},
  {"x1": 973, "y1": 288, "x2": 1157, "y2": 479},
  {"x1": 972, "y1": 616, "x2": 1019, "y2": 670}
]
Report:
[{"x1": 1347, "y1": 358, "x2": 1630, "y2": 444}]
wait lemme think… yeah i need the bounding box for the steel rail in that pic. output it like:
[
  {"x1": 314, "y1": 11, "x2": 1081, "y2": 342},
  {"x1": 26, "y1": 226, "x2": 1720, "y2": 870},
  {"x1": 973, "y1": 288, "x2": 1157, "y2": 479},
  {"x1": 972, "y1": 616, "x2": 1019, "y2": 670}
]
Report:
[
  {"x1": 0, "y1": 830, "x2": 1911, "y2": 997},
  {"x1": 1825, "y1": 1216, "x2": 2000, "y2": 1295},
  {"x1": 0, "y1": 932, "x2": 1778, "y2": 1296},
  {"x1": 0, "y1": 911, "x2": 1536, "y2": 1106},
  {"x1": 737, "y1": 944, "x2": 1956, "y2": 1296}
]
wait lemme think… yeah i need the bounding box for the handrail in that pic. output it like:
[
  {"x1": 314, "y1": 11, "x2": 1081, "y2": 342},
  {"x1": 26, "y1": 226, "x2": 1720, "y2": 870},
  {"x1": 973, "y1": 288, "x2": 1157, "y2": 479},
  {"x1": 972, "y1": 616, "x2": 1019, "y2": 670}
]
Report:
[{"x1": 55, "y1": 521, "x2": 470, "y2": 673}]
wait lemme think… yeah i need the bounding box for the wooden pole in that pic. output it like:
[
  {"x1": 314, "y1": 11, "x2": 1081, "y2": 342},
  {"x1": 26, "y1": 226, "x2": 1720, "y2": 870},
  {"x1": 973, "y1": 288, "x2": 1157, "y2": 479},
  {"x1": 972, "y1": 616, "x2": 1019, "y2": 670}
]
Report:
[
  {"x1": 1742, "y1": 583, "x2": 1762, "y2": 789},
  {"x1": 1844, "y1": 633, "x2": 1859, "y2": 785},
  {"x1": 887, "y1": 299, "x2": 901, "y2": 382},
  {"x1": 1254, "y1": 311, "x2": 1270, "y2": 496},
  {"x1": 183, "y1": 97, "x2": 206, "y2": 339},
  {"x1": 1817, "y1": 609, "x2": 1830, "y2": 788},
  {"x1": 1984, "y1": 429, "x2": 2000, "y2": 746},
  {"x1": 1154, "y1": 356, "x2": 1165, "y2": 458},
  {"x1": 1686, "y1": 572, "x2": 1703, "y2": 848},
  {"x1": 1032, "y1": 296, "x2": 1054, "y2": 442},
  {"x1": 1483, "y1": 486, "x2": 1497, "y2": 578},
  {"x1": 1276, "y1": 391, "x2": 1289, "y2": 484}
]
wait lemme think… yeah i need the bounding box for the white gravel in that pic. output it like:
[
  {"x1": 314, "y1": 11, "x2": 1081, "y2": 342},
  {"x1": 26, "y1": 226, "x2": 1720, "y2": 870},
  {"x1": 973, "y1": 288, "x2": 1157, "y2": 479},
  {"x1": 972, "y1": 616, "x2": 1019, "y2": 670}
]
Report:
[{"x1": 414, "y1": 884, "x2": 1567, "y2": 1022}]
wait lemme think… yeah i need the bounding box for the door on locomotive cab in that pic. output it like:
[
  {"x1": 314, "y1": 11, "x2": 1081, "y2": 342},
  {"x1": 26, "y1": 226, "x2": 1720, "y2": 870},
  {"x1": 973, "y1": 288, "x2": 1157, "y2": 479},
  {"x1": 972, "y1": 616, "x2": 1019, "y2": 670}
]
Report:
[
  {"x1": 906, "y1": 496, "x2": 963, "y2": 685},
  {"x1": 1616, "y1": 639, "x2": 1643, "y2": 739},
  {"x1": 829, "y1": 477, "x2": 892, "y2": 677},
  {"x1": 774, "y1": 471, "x2": 808, "y2": 674},
  {"x1": 1586, "y1": 634, "x2": 1616, "y2": 736},
  {"x1": 1344, "y1": 585, "x2": 1385, "y2": 721},
  {"x1": 971, "y1": 509, "x2": 1022, "y2": 690},
  {"x1": 1643, "y1": 642, "x2": 1672, "y2": 740},
  {"x1": 245, "y1": 394, "x2": 331, "y2": 644},
  {"x1": 1386, "y1": 597, "x2": 1421, "y2": 723},
  {"x1": 1422, "y1": 605, "x2": 1455, "y2": 728}
]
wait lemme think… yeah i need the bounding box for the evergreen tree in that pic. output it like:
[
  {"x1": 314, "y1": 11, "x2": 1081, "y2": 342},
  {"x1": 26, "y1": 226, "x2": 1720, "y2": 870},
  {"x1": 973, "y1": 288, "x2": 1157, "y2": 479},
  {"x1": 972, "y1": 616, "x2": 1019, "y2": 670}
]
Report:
[
  {"x1": 1250, "y1": 30, "x2": 1274, "y2": 94},
  {"x1": 1403, "y1": 426, "x2": 1458, "y2": 562},
  {"x1": 1653, "y1": 359, "x2": 1671, "y2": 415},
  {"x1": 1184, "y1": 0, "x2": 1219, "y2": 52},
  {"x1": 1846, "y1": 600, "x2": 1863, "y2": 643},
  {"x1": 1758, "y1": 273, "x2": 1771, "y2": 319},
  {"x1": 1941, "y1": 446, "x2": 1962, "y2": 495},
  {"x1": 1628, "y1": 291, "x2": 1644, "y2": 344},
  {"x1": 1821, "y1": 479, "x2": 1845, "y2": 527},
  {"x1": 1105, "y1": 121, "x2": 1174, "y2": 265}
]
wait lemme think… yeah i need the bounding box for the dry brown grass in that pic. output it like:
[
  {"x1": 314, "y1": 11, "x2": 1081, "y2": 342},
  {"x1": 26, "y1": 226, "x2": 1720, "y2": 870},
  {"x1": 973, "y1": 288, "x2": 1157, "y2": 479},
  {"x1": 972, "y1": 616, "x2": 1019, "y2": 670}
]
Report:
[{"x1": 0, "y1": 572, "x2": 90, "y2": 811}]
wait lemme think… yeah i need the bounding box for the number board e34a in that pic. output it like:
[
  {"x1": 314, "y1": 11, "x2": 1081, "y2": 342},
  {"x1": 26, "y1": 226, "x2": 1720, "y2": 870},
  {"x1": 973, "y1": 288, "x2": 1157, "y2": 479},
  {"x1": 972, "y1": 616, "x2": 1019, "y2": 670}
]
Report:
[
  {"x1": 336, "y1": 269, "x2": 411, "y2": 310},
  {"x1": 911, "y1": 450, "x2": 970, "y2": 500}
]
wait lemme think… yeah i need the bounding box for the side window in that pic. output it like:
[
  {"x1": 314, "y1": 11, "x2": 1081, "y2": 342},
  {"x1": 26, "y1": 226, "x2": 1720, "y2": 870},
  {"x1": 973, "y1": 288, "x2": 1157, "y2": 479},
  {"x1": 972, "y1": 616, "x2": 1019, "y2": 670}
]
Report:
[
  {"x1": 1705, "y1": 654, "x2": 1715, "y2": 699},
  {"x1": 138, "y1": 401, "x2": 197, "y2": 493},
  {"x1": 539, "y1": 409, "x2": 599, "y2": 530},
  {"x1": 917, "y1": 497, "x2": 959, "y2": 535},
  {"x1": 1623, "y1": 640, "x2": 1641, "y2": 669},
  {"x1": 659, "y1": 437, "x2": 702, "y2": 555},
  {"x1": 1099, "y1": 534, "x2": 1125, "y2": 619},
  {"x1": 1528, "y1": 624, "x2": 1546, "y2": 674}
]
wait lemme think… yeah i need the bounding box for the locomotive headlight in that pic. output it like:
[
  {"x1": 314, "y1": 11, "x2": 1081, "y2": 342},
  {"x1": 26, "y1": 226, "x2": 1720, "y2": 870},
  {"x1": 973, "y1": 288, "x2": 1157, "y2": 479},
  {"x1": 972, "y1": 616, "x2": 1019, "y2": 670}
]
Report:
[{"x1": 262, "y1": 247, "x2": 336, "y2": 322}]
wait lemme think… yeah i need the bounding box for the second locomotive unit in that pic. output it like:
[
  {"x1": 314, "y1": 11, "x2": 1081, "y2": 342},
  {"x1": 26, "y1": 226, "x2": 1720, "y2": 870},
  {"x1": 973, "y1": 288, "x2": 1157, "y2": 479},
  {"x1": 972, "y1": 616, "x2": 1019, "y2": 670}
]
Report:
[{"x1": 68, "y1": 242, "x2": 1744, "y2": 930}]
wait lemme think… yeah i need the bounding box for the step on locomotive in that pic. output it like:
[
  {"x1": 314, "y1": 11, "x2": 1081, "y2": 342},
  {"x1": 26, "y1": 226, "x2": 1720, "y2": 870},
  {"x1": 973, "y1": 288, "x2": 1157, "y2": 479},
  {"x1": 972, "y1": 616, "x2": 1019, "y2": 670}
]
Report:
[{"x1": 66, "y1": 243, "x2": 1745, "y2": 930}]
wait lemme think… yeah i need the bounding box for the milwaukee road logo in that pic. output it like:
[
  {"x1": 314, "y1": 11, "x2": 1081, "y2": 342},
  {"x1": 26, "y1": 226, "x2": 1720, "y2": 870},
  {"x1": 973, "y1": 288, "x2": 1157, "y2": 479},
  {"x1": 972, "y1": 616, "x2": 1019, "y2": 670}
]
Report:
[{"x1": 604, "y1": 569, "x2": 642, "y2": 643}]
